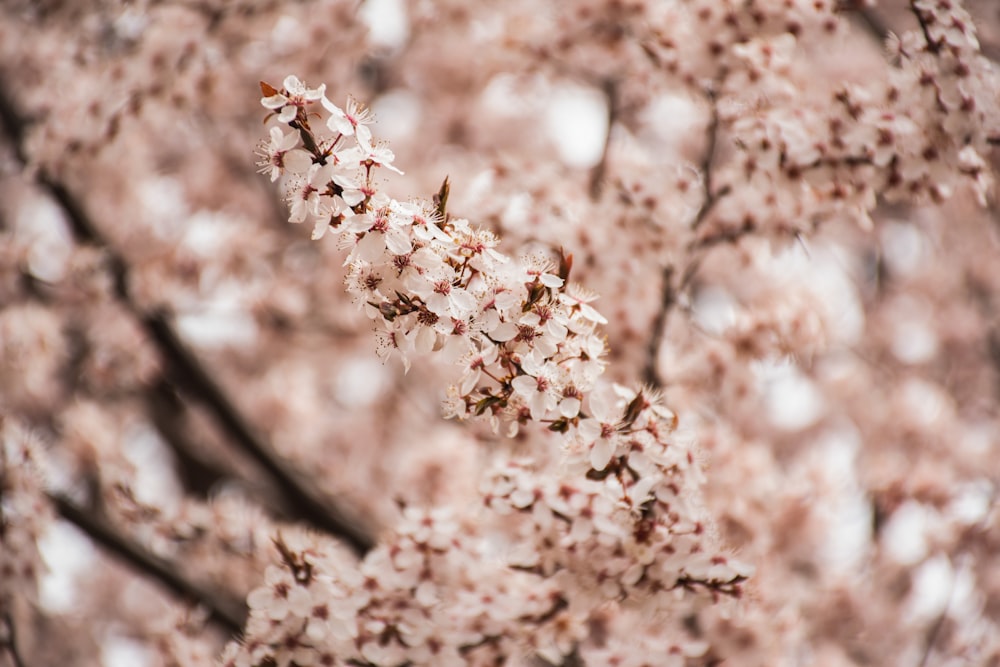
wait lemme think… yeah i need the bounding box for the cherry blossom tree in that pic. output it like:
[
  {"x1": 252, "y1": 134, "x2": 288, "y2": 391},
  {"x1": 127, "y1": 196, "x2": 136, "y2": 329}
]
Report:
[{"x1": 1, "y1": 1, "x2": 999, "y2": 666}]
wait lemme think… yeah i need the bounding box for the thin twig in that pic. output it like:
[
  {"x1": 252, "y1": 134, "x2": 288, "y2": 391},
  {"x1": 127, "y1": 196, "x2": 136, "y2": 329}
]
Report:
[
  {"x1": 909, "y1": 0, "x2": 941, "y2": 54},
  {"x1": 0, "y1": 80, "x2": 374, "y2": 555},
  {"x1": 49, "y1": 493, "x2": 247, "y2": 633},
  {"x1": 644, "y1": 87, "x2": 723, "y2": 387},
  {"x1": 642, "y1": 264, "x2": 674, "y2": 388},
  {"x1": 838, "y1": 1, "x2": 892, "y2": 47},
  {"x1": 145, "y1": 380, "x2": 236, "y2": 498},
  {"x1": 914, "y1": 554, "x2": 974, "y2": 667},
  {"x1": 1, "y1": 614, "x2": 27, "y2": 667},
  {"x1": 690, "y1": 88, "x2": 723, "y2": 231},
  {"x1": 589, "y1": 78, "x2": 618, "y2": 201}
]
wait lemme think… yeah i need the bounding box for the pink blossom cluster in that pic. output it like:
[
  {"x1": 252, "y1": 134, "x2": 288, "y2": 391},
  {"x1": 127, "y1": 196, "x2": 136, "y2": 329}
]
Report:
[
  {"x1": 0, "y1": 421, "x2": 50, "y2": 607},
  {"x1": 4, "y1": 1, "x2": 1000, "y2": 665},
  {"x1": 259, "y1": 76, "x2": 610, "y2": 454},
  {"x1": 225, "y1": 76, "x2": 750, "y2": 666},
  {"x1": 689, "y1": 0, "x2": 1000, "y2": 242}
]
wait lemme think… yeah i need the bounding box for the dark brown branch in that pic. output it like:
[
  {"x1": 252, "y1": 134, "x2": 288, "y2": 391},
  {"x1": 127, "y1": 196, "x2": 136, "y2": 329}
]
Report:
[
  {"x1": 1, "y1": 614, "x2": 27, "y2": 667},
  {"x1": 642, "y1": 265, "x2": 674, "y2": 388},
  {"x1": 49, "y1": 493, "x2": 246, "y2": 634},
  {"x1": 588, "y1": 78, "x2": 618, "y2": 201},
  {"x1": 141, "y1": 314, "x2": 373, "y2": 554},
  {"x1": 837, "y1": 1, "x2": 892, "y2": 48},
  {"x1": 645, "y1": 88, "x2": 723, "y2": 388},
  {"x1": 145, "y1": 380, "x2": 233, "y2": 498},
  {"x1": 909, "y1": 0, "x2": 942, "y2": 54},
  {"x1": 0, "y1": 81, "x2": 374, "y2": 556},
  {"x1": 690, "y1": 89, "x2": 724, "y2": 231}
]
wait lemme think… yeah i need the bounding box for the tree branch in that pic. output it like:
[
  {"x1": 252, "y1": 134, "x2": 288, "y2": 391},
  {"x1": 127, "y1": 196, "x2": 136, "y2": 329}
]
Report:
[
  {"x1": 0, "y1": 614, "x2": 26, "y2": 667},
  {"x1": 49, "y1": 493, "x2": 247, "y2": 634},
  {"x1": 690, "y1": 89, "x2": 724, "y2": 232},
  {"x1": 645, "y1": 88, "x2": 723, "y2": 388},
  {"x1": 588, "y1": 78, "x2": 618, "y2": 201},
  {"x1": 0, "y1": 80, "x2": 374, "y2": 556},
  {"x1": 642, "y1": 265, "x2": 674, "y2": 388},
  {"x1": 837, "y1": 1, "x2": 892, "y2": 48}
]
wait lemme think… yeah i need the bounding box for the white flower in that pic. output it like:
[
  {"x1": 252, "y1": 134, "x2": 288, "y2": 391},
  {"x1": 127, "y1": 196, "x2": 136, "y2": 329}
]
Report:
[
  {"x1": 456, "y1": 344, "x2": 498, "y2": 396},
  {"x1": 492, "y1": 318, "x2": 559, "y2": 358},
  {"x1": 559, "y1": 284, "x2": 608, "y2": 324},
  {"x1": 312, "y1": 194, "x2": 352, "y2": 240},
  {"x1": 345, "y1": 206, "x2": 413, "y2": 262},
  {"x1": 356, "y1": 133, "x2": 404, "y2": 174},
  {"x1": 576, "y1": 385, "x2": 622, "y2": 471},
  {"x1": 510, "y1": 356, "x2": 559, "y2": 421},
  {"x1": 285, "y1": 163, "x2": 329, "y2": 224},
  {"x1": 262, "y1": 75, "x2": 326, "y2": 124},
  {"x1": 322, "y1": 96, "x2": 375, "y2": 146},
  {"x1": 406, "y1": 270, "x2": 477, "y2": 319},
  {"x1": 255, "y1": 127, "x2": 311, "y2": 181}
]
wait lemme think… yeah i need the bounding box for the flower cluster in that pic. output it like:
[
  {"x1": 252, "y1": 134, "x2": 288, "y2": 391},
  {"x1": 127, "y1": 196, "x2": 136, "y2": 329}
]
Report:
[
  {"x1": 484, "y1": 390, "x2": 751, "y2": 613},
  {"x1": 222, "y1": 511, "x2": 568, "y2": 667},
  {"x1": 0, "y1": 420, "x2": 51, "y2": 607},
  {"x1": 244, "y1": 76, "x2": 750, "y2": 666},
  {"x1": 257, "y1": 76, "x2": 615, "y2": 445},
  {"x1": 701, "y1": 0, "x2": 1000, "y2": 243}
]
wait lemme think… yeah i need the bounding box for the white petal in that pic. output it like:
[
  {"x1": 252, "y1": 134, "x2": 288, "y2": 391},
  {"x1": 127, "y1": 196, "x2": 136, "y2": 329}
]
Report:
[
  {"x1": 511, "y1": 375, "x2": 536, "y2": 397},
  {"x1": 459, "y1": 370, "x2": 480, "y2": 396},
  {"x1": 449, "y1": 288, "x2": 476, "y2": 315},
  {"x1": 491, "y1": 322, "x2": 518, "y2": 342},
  {"x1": 577, "y1": 418, "x2": 601, "y2": 442},
  {"x1": 311, "y1": 218, "x2": 329, "y2": 240},
  {"x1": 384, "y1": 229, "x2": 413, "y2": 255},
  {"x1": 529, "y1": 392, "x2": 551, "y2": 421},
  {"x1": 328, "y1": 113, "x2": 354, "y2": 136},
  {"x1": 355, "y1": 124, "x2": 373, "y2": 147},
  {"x1": 356, "y1": 231, "x2": 386, "y2": 262},
  {"x1": 413, "y1": 326, "x2": 436, "y2": 354},
  {"x1": 590, "y1": 437, "x2": 614, "y2": 471},
  {"x1": 559, "y1": 397, "x2": 581, "y2": 418},
  {"x1": 283, "y1": 149, "x2": 313, "y2": 175},
  {"x1": 261, "y1": 94, "x2": 287, "y2": 109},
  {"x1": 534, "y1": 336, "x2": 558, "y2": 358},
  {"x1": 540, "y1": 273, "x2": 564, "y2": 288}
]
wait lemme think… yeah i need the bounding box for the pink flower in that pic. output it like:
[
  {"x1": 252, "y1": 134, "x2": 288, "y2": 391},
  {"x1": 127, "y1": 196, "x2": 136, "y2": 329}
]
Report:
[
  {"x1": 255, "y1": 127, "x2": 311, "y2": 182},
  {"x1": 261, "y1": 75, "x2": 326, "y2": 124},
  {"x1": 322, "y1": 96, "x2": 375, "y2": 146}
]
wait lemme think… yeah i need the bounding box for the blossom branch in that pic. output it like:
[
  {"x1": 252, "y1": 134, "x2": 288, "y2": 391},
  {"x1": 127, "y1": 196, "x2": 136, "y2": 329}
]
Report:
[
  {"x1": 837, "y1": 0, "x2": 892, "y2": 48},
  {"x1": 690, "y1": 89, "x2": 726, "y2": 232},
  {"x1": 229, "y1": 76, "x2": 751, "y2": 667},
  {"x1": 642, "y1": 264, "x2": 674, "y2": 389},
  {"x1": 145, "y1": 380, "x2": 260, "y2": 500},
  {"x1": 588, "y1": 77, "x2": 618, "y2": 201},
  {"x1": 49, "y1": 492, "x2": 247, "y2": 633},
  {"x1": 0, "y1": 81, "x2": 375, "y2": 555},
  {"x1": 0, "y1": 614, "x2": 26, "y2": 667},
  {"x1": 644, "y1": 87, "x2": 723, "y2": 387}
]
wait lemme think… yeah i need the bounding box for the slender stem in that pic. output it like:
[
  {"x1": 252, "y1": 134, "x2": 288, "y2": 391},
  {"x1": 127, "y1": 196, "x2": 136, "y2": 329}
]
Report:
[
  {"x1": 837, "y1": 1, "x2": 891, "y2": 47},
  {"x1": 642, "y1": 265, "x2": 674, "y2": 388},
  {"x1": 589, "y1": 78, "x2": 619, "y2": 201},
  {"x1": 1, "y1": 614, "x2": 27, "y2": 667},
  {"x1": 0, "y1": 80, "x2": 375, "y2": 556},
  {"x1": 50, "y1": 493, "x2": 247, "y2": 634},
  {"x1": 909, "y1": 0, "x2": 941, "y2": 54},
  {"x1": 645, "y1": 87, "x2": 723, "y2": 387},
  {"x1": 691, "y1": 88, "x2": 723, "y2": 231}
]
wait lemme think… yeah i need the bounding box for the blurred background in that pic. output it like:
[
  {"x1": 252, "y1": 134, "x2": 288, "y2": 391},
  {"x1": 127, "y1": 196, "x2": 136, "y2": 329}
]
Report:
[{"x1": 1, "y1": 1, "x2": 999, "y2": 665}]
